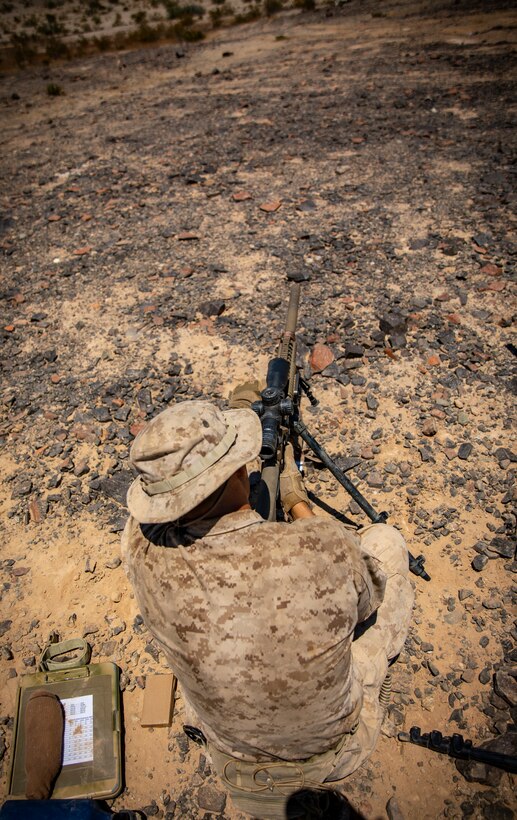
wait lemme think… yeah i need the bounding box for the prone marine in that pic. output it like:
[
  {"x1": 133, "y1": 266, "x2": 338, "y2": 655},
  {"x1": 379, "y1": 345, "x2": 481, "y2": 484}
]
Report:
[{"x1": 122, "y1": 395, "x2": 414, "y2": 818}]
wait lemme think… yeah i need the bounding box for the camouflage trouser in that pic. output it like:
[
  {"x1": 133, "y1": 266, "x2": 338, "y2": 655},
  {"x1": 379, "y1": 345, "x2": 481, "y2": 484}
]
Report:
[
  {"x1": 205, "y1": 524, "x2": 414, "y2": 818},
  {"x1": 325, "y1": 522, "x2": 415, "y2": 780}
]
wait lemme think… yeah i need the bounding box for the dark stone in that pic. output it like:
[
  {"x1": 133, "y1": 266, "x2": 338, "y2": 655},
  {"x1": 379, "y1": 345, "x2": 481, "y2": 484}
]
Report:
[
  {"x1": 386, "y1": 795, "x2": 405, "y2": 820},
  {"x1": 494, "y1": 671, "x2": 517, "y2": 706},
  {"x1": 197, "y1": 785, "x2": 226, "y2": 814},
  {"x1": 488, "y1": 538, "x2": 515, "y2": 559},
  {"x1": 409, "y1": 237, "x2": 429, "y2": 250},
  {"x1": 174, "y1": 733, "x2": 190, "y2": 756},
  {"x1": 388, "y1": 706, "x2": 404, "y2": 726},
  {"x1": 0, "y1": 621, "x2": 12, "y2": 638},
  {"x1": 481, "y1": 802, "x2": 514, "y2": 820},
  {"x1": 92, "y1": 407, "x2": 111, "y2": 422},
  {"x1": 198, "y1": 300, "x2": 225, "y2": 317},
  {"x1": 458, "y1": 443, "x2": 473, "y2": 460},
  {"x1": 114, "y1": 406, "x2": 131, "y2": 421},
  {"x1": 287, "y1": 269, "x2": 311, "y2": 282},
  {"x1": 133, "y1": 614, "x2": 145, "y2": 633},
  {"x1": 144, "y1": 642, "x2": 160, "y2": 663},
  {"x1": 335, "y1": 456, "x2": 361, "y2": 472},
  {"x1": 455, "y1": 732, "x2": 517, "y2": 787},
  {"x1": 427, "y1": 660, "x2": 440, "y2": 677},
  {"x1": 379, "y1": 312, "x2": 407, "y2": 334},
  {"x1": 343, "y1": 344, "x2": 364, "y2": 359},
  {"x1": 321, "y1": 362, "x2": 340, "y2": 378},
  {"x1": 297, "y1": 199, "x2": 317, "y2": 212},
  {"x1": 12, "y1": 480, "x2": 32, "y2": 498},
  {"x1": 419, "y1": 447, "x2": 434, "y2": 463},
  {"x1": 472, "y1": 555, "x2": 489, "y2": 572},
  {"x1": 99, "y1": 472, "x2": 132, "y2": 505}
]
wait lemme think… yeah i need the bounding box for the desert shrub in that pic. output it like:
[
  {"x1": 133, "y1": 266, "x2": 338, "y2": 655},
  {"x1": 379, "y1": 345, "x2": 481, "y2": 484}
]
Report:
[
  {"x1": 209, "y1": 7, "x2": 222, "y2": 25},
  {"x1": 162, "y1": 0, "x2": 182, "y2": 17},
  {"x1": 171, "y1": 22, "x2": 204, "y2": 40},
  {"x1": 264, "y1": 0, "x2": 282, "y2": 14},
  {"x1": 182, "y1": 4, "x2": 205, "y2": 17},
  {"x1": 210, "y1": 2, "x2": 234, "y2": 24},
  {"x1": 87, "y1": 0, "x2": 105, "y2": 11},
  {"x1": 37, "y1": 13, "x2": 66, "y2": 36},
  {"x1": 94, "y1": 34, "x2": 112, "y2": 50},
  {"x1": 47, "y1": 82, "x2": 63, "y2": 95},
  {"x1": 294, "y1": 0, "x2": 315, "y2": 8},
  {"x1": 74, "y1": 35, "x2": 89, "y2": 55},
  {"x1": 131, "y1": 10, "x2": 146, "y2": 23},
  {"x1": 112, "y1": 30, "x2": 128, "y2": 47},
  {"x1": 10, "y1": 32, "x2": 36, "y2": 66},
  {"x1": 233, "y1": 4, "x2": 260, "y2": 22},
  {"x1": 45, "y1": 36, "x2": 69, "y2": 59},
  {"x1": 164, "y1": 1, "x2": 204, "y2": 20},
  {"x1": 135, "y1": 22, "x2": 163, "y2": 41}
]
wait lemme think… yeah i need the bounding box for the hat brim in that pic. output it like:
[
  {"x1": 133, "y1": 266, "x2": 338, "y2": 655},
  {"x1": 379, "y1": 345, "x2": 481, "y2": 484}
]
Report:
[{"x1": 126, "y1": 408, "x2": 262, "y2": 524}]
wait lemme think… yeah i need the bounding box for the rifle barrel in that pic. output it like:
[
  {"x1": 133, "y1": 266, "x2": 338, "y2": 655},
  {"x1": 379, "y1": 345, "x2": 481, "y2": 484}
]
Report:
[{"x1": 285, "y1": 283, "x2": 300, "y2": 335}]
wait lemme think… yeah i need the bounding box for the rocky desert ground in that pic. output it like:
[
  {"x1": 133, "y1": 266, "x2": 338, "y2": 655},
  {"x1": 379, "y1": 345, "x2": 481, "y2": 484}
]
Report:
[{"x1": 0, "y1": 0, "x2": 516, "y2": 818}]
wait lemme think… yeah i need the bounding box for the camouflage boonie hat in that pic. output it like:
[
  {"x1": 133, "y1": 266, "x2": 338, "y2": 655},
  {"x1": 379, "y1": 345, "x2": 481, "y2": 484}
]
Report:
[{"x1": 127, "y1": 400, "x2": 262, "y2": 524}]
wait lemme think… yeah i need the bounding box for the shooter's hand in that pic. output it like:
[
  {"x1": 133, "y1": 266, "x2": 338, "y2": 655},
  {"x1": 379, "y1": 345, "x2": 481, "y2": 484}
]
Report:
[
  {"x1": 280, "y1": 443, "x2": 310, "y2": 514},
  {"x1": 228, "y1": 380, "x2": 263, "y2": 410}
]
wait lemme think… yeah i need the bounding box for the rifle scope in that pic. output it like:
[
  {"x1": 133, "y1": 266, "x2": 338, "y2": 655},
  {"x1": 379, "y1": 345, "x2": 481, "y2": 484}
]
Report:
[{"x1": 252, "y1": 358, "x2": 293, "y2": 459}]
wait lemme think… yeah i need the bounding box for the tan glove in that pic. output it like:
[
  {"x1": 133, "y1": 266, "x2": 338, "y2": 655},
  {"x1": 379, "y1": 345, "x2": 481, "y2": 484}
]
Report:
[
  {"x1": 228, "y1": 380, "x2": 263, "y2": 410},
  {"x1": 280, "y1": 443, "x2": 309, "y2": 514}
]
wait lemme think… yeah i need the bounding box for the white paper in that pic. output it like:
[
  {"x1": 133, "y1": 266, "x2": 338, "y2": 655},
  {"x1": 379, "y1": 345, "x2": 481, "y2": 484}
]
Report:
[{"x1": 61, "y1": 694, "x2": 94, "y2": 765}]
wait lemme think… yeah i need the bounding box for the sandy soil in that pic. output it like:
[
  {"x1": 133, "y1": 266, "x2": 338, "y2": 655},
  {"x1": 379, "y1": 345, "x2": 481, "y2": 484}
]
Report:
[{"x1": 0, "y1": 0, "x2": 516, "y2": 818}]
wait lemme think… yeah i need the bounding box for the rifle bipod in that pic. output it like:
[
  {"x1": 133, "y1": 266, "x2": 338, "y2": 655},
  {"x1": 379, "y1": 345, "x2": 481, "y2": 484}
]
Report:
[{"x1": 292, "y1": 419, "x2": 431, "y2": 582}]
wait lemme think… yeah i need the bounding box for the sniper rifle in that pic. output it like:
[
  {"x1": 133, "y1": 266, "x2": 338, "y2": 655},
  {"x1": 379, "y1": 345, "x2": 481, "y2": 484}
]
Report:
[{"x1": 251, "y1": 282, "x2": 430, "y2": 581}]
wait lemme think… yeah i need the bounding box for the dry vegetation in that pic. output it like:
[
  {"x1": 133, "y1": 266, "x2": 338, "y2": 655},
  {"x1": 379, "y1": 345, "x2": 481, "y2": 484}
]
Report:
[{"x1": 0, "y1": 0, "x2": 316, "y2": 69}]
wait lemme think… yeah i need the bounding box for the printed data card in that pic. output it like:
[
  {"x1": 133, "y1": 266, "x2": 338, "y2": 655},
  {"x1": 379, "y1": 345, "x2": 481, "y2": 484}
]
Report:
[{"x1": 61, "y1": 694, "x2": 94, "y2": 765}]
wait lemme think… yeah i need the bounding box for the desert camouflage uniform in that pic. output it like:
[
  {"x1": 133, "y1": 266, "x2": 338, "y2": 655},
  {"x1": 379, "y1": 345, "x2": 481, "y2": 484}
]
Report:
[{"x1": 122, "y1": 509, "x2": 413, "y2": 815}]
